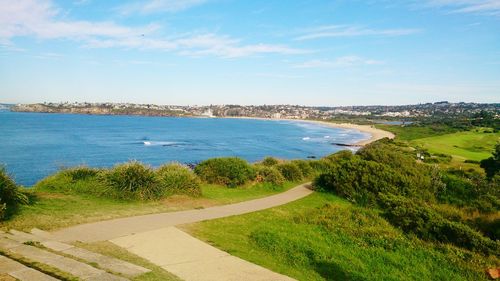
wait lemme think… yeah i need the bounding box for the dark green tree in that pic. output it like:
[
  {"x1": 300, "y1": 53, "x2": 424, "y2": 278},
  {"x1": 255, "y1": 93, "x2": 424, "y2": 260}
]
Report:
[{"x1": 480, "y1": 143, "x2": 500, "y2": 179}]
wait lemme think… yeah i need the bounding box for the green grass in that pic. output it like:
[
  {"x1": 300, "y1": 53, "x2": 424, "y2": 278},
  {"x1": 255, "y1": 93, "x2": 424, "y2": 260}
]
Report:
[
  {"x1": 0, "y1": 182, "x2": 301, "y2": 231},
  {"x1": 411, "y1": 130, "x2": 499, "y2": 162},
  {"x1": 201, "y1": 181, "x2": 300, "y2": 204},
  {"x1": 375, "y1": 124, "x2": 459, "y2": 141},
  {"x1": 183, "y1": 192, "x2": 497, "y2": 281}
]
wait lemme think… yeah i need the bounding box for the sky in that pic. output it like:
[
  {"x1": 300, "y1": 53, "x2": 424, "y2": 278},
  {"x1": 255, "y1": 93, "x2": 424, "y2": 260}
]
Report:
[{"x1": 0, "y1": 0, "x2": 499, "y2": 106}]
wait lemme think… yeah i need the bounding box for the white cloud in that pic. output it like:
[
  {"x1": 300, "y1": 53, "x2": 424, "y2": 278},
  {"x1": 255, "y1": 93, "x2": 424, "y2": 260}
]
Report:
[
  {"x1": 295, "y1": 25, "x2": 420, "y2": 41},
  {"x1": 294, "y1": 56, "x2": 384, "y2": 68},
  {"x1": 0, "y1": 0, "x2": 306, "y2": 58},
  {"x1": 422, "y1": 0, "x2": 500, "y2": 16},
  {"x1": 117, "y1": 0, "x2": 208, "y2": 15}
]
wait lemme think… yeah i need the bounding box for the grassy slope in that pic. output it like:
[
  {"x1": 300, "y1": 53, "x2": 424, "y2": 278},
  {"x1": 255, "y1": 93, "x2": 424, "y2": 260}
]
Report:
[
  {"x1": 411, "y1": 130, "x2": 499, "y2": 161},
  {"x1": 183, "y1": 193, "x2": 495, "y2": 281},
  {"x1": 0, "y1": 182, "x2": 299, "y2": 231}
]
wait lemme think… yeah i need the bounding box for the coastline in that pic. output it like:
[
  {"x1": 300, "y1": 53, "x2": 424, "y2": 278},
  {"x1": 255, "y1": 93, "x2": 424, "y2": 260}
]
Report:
[
  {"x1": 7, "y1": 109, "x2": 395, "y2": 147},
  {"x1": 303, "y1": 120, "x2": 395, "y2": 146},
  {"x1": 221, "y1": 116, "x2": 395, "y2": 146}
]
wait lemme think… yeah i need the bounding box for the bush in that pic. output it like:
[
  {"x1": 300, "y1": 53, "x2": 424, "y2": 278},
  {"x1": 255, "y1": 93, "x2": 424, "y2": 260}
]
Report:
[
  {"x1": 194, "y1": 157, "x2": 255, "y2": 187},
  {"x1": 314, "y1": 142, "x2": 442, "y2": 205},
  {"x1": 276, "y1": 162, "x2": 303, "y2": 182},
  {"x1": 102, "y1": 161, "x2": 161, "y2": 200},
  {"x1": 379, "y1": 194, "x2": 499, "y2": 255},
  {"x1": 261, "y1": 157, "x2": 279, "y2": 167},
  {"x1": 254, "y1": 165, "x2": 285, "y2": 186},
  {"x1": 0, "y1": 168, "x2": 28, "y2": 220},
  {"x1": 63, "y1": 166, "x2": 99, "y2": 181},
  {"x1": 156, "y1": 163, "x2": 201, "y2": 196},
  {"x1": 291, "y1": 160, "x2": 314, "y2": 178}
]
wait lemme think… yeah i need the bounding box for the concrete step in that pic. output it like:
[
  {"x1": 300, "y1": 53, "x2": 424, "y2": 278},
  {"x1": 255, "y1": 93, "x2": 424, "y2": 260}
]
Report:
[
  {"x1": 0, "y1": 236, "x2": 128, "y2": 281},
  {"x1": 27, "y1": 229, "x2": 150, "y2": 277},
  {"x1": 30, "y1": 228, "x2": 55, "y2": 240},
  {"x1": 0, "y1": 255, "x2": 59, "y2": 281}
]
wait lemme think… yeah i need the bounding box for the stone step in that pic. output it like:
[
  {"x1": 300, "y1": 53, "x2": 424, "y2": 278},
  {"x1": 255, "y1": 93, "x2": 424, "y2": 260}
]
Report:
[
  {"x1": 27, "y1": 230, "x2": 150, "y2": 277},
  {"x1": 0, "y1": 237, "x2": 128, "y2": 281},
  {"x1": 30, "y1": 228, "x2": 55, "y2": 240},
  {"x1": 1, "y1": 230, "x2": 43, "y2": 244},
  {"x1": 0, "y1": 255, "x2": 59, "y2": 281}
]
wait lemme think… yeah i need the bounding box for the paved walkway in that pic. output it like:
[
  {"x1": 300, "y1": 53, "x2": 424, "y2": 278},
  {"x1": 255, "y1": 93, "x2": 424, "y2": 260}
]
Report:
[
  {"x1": 53, "y1": 183, "x2": 313, "y2": 242},
  {"x1": 51, "y1": 183, "x2": 313, "y2": 281},
  {"x1": 111, "y1": 227, "x2": 295, "y2": 281}
]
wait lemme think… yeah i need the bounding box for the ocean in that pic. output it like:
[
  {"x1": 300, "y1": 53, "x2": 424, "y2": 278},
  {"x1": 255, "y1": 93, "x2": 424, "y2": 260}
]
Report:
[{"x1": 0, "y1": 111, "x2": 369, "y2": 186}]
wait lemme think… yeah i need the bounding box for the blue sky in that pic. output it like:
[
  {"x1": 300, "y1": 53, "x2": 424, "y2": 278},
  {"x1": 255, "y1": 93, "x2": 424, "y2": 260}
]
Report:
[{"x1": 0, "y1": 0, "x2": 499, "y2": 106}]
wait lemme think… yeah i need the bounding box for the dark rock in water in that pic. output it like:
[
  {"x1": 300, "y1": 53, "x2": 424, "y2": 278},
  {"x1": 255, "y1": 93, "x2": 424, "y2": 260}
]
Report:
[
  {"x1": 307, "y1": 156, "x2": 317, "y2": 159},
  {"x1": 332, "y1": 143, "x2": 362, "y2": 147}
]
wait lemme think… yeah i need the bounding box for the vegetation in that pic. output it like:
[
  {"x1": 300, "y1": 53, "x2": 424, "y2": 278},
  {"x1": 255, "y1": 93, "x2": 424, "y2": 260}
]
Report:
[
  {"x1": 254, "y1": 165, "x2": 285, "y2": 187},
  {"x1": 186, "y1": 135, "x2": 499, "y2": 280},
  {"x1": 185, "y1": 193, "x2": 497, "y2": 281},
  {"x1": 101, "y1": 161, "x2": 161, "y2": 200},
  {"x1": 411, "y1": 130, "x2": 499, "y2": 162},
  {"x1": 314, "y1": 140, "x2": 499, "y2": 255},
  {"x1": 2, "y1": 154, "x2": 313, "y2": 231},
  {"x1": 480, "y1": 143, "x2": 500, "y2": 179},
  {"x1": 156, "y1": 163, "x2": 201, "y2": 197},
  {"x1": 0, "y1": 168, "x2": 28, "y2": 221},
  {"x1": 276, "y1": 162, "x2": 303, "y2": 182},
  {"x1": 260, "y1": 157, "x2": 280, "y2": 167},
  {"x1": 194, "y1": 157, "x2": 255, "y2": 187}
]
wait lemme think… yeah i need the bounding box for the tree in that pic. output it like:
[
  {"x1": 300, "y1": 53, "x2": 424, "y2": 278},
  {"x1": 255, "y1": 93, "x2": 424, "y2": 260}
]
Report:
[{"x1": 480, "y1": 143, "x2": 500, "y2": 179}]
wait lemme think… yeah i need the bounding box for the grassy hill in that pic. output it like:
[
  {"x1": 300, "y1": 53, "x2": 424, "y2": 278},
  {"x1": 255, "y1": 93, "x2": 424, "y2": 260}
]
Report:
[
  {"x1": 184, "y1": 192, "x2": 495, "y2": 281},
  {"x1": 411, "y1": 130, "x2": 499, "y2": 162}
]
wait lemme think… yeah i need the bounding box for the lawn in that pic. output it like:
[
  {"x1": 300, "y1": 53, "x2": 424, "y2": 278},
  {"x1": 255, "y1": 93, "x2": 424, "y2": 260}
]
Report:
[
  {"x1": 183, "y1": 192, "x2": 496, "y2": 281},
  {"x1": 0, "y1": 182, "x2": 300, "y2": 231},
  {"x1": 411, "y1": 130, "x2": 499, "y2": 162}
]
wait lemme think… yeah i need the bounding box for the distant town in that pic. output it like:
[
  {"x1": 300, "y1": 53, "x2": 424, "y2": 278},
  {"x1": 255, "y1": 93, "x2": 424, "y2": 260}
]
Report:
[{"x1": 6, "y1": 101, "x2": 500, "y2": 121}]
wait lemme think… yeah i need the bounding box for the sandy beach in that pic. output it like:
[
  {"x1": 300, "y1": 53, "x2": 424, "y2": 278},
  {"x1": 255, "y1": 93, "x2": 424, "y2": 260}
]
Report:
[
  {"x1": 223, "y1": 116, "x2": 395, "y2": 146},
  {"x1": 304, "y1": 120, "x2": 395, "y2": 146}
]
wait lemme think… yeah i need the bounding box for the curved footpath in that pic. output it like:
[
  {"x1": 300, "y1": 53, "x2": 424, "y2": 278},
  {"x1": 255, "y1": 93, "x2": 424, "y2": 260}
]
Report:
[
  {"x1": 50, "y1": 183, "x2": 313, "y2": 281},
  {"x1": 52, "y1": 183, "x2": 313, "y2": 242}
]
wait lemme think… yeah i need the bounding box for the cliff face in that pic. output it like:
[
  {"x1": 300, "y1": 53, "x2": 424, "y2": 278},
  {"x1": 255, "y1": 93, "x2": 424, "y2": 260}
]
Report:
[{"x1": 11, "y1": 104, "x2": 190, "y2": 117}]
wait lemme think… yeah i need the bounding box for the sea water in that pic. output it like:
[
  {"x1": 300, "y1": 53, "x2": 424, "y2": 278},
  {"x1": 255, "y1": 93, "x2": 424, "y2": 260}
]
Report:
[{"x1": 0, "y1": 111, "x2": 369, "y2": 186}]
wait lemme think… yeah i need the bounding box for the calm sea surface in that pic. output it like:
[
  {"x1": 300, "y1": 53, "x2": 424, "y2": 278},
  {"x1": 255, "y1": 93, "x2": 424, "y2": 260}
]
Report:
[{"x1": 0, "y1": 111, "x2": 369, "y2": 186}]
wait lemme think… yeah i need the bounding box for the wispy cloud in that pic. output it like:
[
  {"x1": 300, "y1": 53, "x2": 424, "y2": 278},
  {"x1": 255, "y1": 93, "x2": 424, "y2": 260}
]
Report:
[
  {"x1": 0, "y1": 0, "x2": 306, "y2": 58},
  {"x1": 117, "y1": 0, "x2": 208, "y2": 15},
  {"x1": 421, "y1": 0, "x2": 500, "y2": 16},
  {"x1": 295, "y1": 25, "x2": 420, "y2": 41},
  {"x1": 294, "y1": 56, "x2": 384, "y2": 68}
]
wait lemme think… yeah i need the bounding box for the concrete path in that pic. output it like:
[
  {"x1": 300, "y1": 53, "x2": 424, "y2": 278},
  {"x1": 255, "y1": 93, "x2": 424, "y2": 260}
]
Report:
[
  {"x1": 52, "y1": 183, "x2": 313, "y2": 242},
  {"x1": 111, "y1": 227, "x2": 295, "y2": 281}
]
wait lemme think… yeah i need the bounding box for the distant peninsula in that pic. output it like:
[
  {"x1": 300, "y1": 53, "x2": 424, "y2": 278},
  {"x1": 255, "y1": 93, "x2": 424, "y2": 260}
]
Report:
[{"x1": 10, "y1": 101, "x2": 500, "y2": 121}]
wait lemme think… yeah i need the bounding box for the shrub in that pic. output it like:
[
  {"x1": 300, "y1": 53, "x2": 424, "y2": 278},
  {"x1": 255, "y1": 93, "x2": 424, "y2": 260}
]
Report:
[
  {"x1": 261, "y1": 157, "x2": 279, "y2": 167},
  {"x1": 102, "y1": 161, "x2": 161, "y2": 200},
  {"x1": 63, "y1": 166, "x2": 99, "y2": 181},
  {"x1": 194, "y1": 157, "x2": 255, "y2": 187},
  {"x1": 276, "y1": 162, "x2": 303, "y2": 182},
  {"x1": 480, "y1": 143, "x2": 500, "y2": 179},
  {"x1": 254, "y1": 165, "x2": 285, "y2": 186},
  {"x1": 291, "y1": 160, "x2": 314, "y2": 178},
  {"x1": 156, "y1": 163, "x2": 202, "y2": 196},
  {"x1": 313, "y1": 156, "x2": 403, "y2": 206},
  {"x1": 0, "y1": 168, "x2": 28, "y2": 220},
  {"x1": 379, "y1": 194, "x2": 499, "y2": 255},
  {"x1": 308, "y1": 159, "x2": 333, "y2": 174}
]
